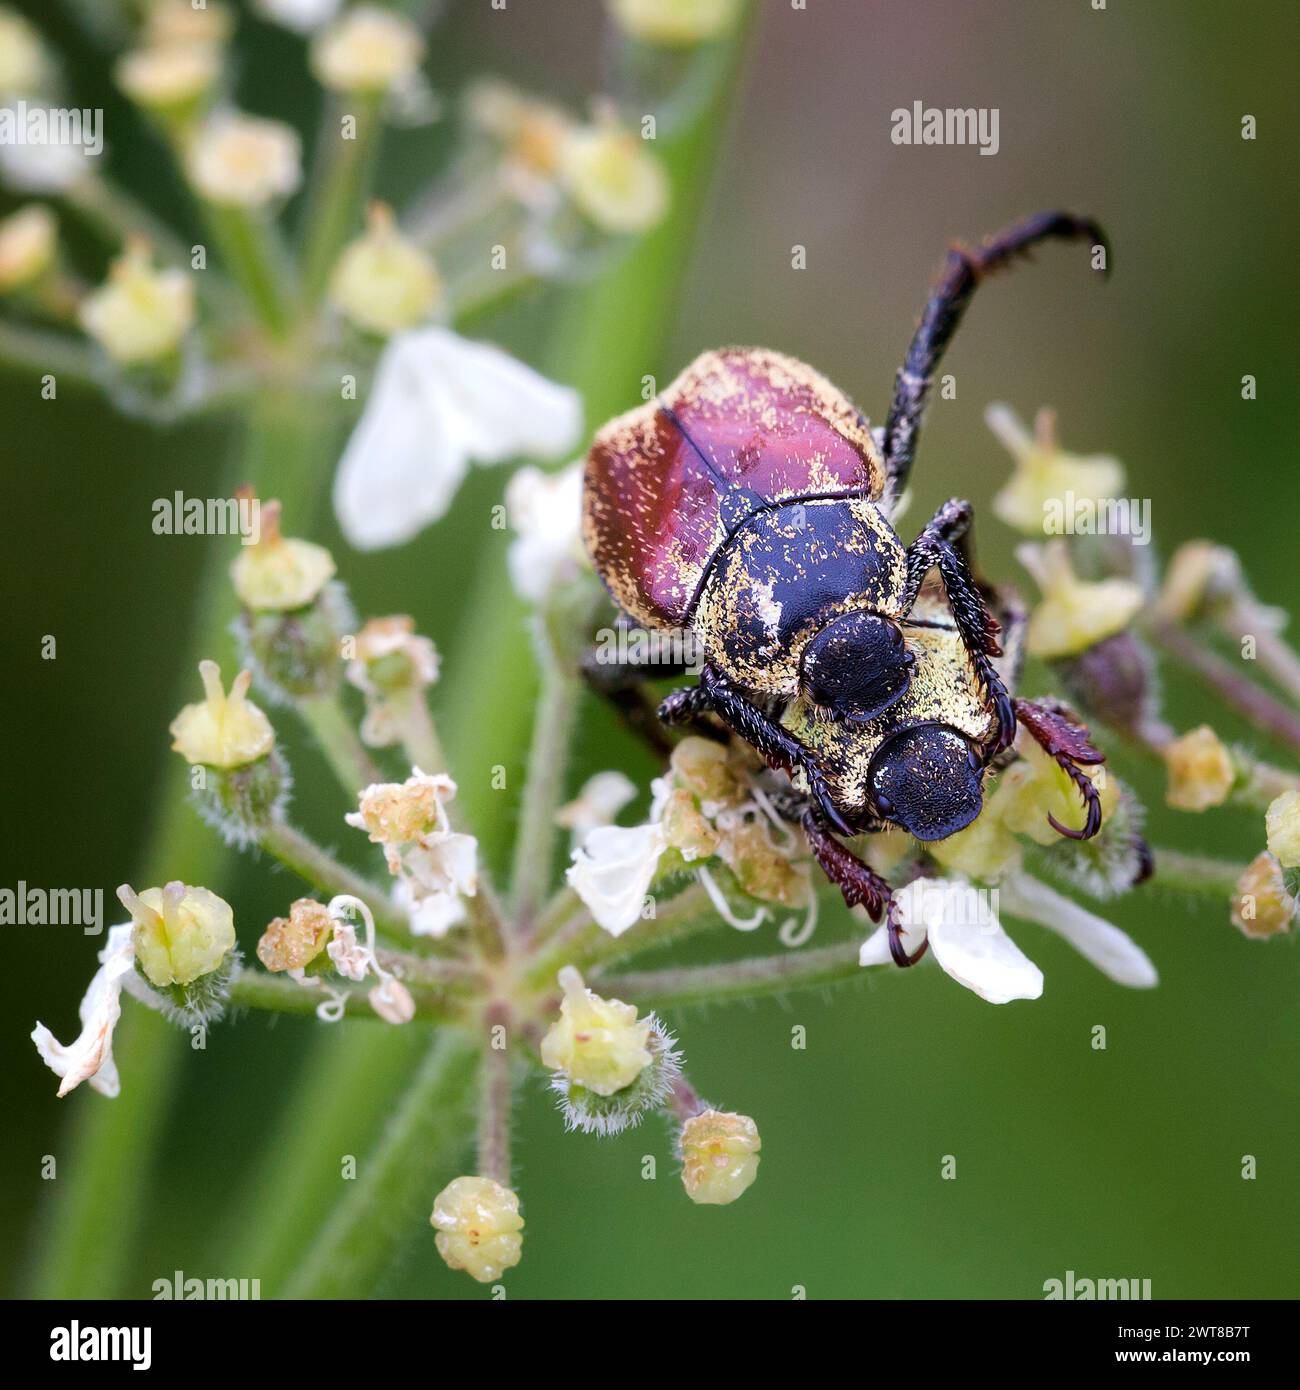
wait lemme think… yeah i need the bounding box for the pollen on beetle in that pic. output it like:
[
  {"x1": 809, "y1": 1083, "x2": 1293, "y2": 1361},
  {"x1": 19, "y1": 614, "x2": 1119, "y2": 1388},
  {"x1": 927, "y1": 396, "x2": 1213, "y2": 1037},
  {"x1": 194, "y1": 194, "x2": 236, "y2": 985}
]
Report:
[
  {"x1": 169, "y1": 660, "x2": 275, "y2": 769},
  {"x1": 1162, "y1": 725, "x2": 1237, "y2": 812},
  {"x1": 230, "y1": 499, "x2": 337, "y2": 612},
  {"x1": 541, "y1": 965, "x2": 653, "y2": 1097},
  {"x1": 430, "y1": 1176, "x2": 524, "y2": 1284},
  {"x1": 1230, "y1": 852, "x2": 1296, "y2": 940},
  {"x1": 679, "y1": 1109, "x2": 761, "y2": 1206}
]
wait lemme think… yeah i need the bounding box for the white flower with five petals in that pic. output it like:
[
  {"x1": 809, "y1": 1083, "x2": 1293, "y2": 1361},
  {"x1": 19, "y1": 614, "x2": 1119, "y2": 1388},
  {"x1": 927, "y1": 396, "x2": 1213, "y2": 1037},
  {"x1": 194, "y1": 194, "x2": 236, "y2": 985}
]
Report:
[
  {"x1": 566, "y1": 822, "x2": 666, "y2": 937},
  {"x1": 333, "y1": 327, "x2": 582, "y2": 550},
  {"x1": 858, "y1": 874, "x2": 1156, "y2": 1003}
]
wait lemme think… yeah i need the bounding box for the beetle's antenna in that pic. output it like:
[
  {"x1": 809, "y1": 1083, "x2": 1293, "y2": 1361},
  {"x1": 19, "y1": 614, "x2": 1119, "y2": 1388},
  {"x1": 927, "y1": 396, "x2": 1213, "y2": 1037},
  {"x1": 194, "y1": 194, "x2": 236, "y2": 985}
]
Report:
[{"x1": 881, "y1": 210, "x2": 1109, "y2": 506}]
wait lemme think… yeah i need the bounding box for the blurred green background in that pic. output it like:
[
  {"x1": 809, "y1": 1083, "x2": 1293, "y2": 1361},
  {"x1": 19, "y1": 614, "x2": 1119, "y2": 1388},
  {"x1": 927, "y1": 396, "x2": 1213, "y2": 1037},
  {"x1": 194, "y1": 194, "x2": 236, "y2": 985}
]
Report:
[{"x1": 3, "y1": 0, "x2": 1298, "y2": 1299}]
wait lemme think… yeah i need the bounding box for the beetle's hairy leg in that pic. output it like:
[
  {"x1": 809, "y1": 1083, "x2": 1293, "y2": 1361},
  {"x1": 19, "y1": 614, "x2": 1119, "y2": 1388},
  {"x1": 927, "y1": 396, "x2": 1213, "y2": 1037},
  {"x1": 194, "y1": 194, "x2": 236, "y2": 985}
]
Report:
[
  {"x1": 1014, "y1": 697, "x2": 1106, "y2": 841},
  {"x1": 903, "y1": 502, "x2": 1017, "y2": 757},
  {"x1": 691, "y1": 665, "x2": 857, "y2": 837},
  {"x1": 882, "y1": 209, "x2": 1108, "y2": 500},
  {"x1": 799, "y1": 810, "x2": 927, "y2": 967}
]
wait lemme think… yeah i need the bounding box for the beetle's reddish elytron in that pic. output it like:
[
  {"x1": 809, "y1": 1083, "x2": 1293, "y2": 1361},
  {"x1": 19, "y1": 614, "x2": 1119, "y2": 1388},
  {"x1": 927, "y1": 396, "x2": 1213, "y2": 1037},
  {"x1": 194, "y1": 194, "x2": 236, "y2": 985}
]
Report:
[{"x1": 581, "y1": 211, "x2": 1112, "y2": 965}]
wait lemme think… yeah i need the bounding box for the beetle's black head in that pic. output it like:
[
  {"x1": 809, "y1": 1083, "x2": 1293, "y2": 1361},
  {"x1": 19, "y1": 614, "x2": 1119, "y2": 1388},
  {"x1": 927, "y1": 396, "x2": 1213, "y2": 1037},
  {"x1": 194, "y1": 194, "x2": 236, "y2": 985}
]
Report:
[
  {"x1": 800, "y1": 611, "x2": 915, "y2": 722},
  {"x1": 866, "y1": 723, "x2": 984, "y2": 841}
]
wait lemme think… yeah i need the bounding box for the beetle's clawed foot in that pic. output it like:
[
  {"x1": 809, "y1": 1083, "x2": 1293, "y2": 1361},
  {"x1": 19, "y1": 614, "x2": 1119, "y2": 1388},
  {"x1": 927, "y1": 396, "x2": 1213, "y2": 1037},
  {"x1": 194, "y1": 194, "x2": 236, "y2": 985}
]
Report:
[
  {"x1": 804, "y1": 763, "x2": 857, "y2": 837},
  {"x1": 887, "y1": 897, "x2": 929, "y2": 968},
  {"x1": 1014, "y1": 697, "x2": 1106, "y2": 841}
]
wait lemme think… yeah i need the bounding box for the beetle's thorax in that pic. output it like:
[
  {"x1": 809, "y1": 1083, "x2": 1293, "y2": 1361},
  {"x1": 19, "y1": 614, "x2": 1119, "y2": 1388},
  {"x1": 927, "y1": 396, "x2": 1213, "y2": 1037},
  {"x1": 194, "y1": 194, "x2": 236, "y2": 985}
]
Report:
[{"x1": 692, "y1": 496, "x2": 907, "y2": 696}]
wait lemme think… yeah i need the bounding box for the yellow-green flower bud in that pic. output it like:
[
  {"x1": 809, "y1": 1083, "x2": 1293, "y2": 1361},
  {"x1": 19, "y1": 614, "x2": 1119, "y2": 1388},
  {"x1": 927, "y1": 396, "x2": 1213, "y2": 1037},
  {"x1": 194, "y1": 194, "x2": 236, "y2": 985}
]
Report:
[
  {"x1": 680, "y1": 1108, "x2": 761, "y2": 1205},
  {"x1": 118, "y1": 880, "x2": 235, "y2": 988},
  {"x1": 0, "y1": 9, "x2": 49, "y2": 94},
  {"x1": 541, "y1": 965, "x2": 652, "y2": 1097},
  {"x1": 559, "y1": 119, "x2": 669, "y2": 234},
  {"x1": 988, "y1": 405, "x2": 1124, "y2": 538},
  {"x1": 1154, "y1": 540, "x2": 1241, "y2": 626},
  {"x1": 606, "y1": 0, "x2": 741, "y2": 46},
  {"x1": 927, "y1": 807, "x2": 1021, "y2": 881},
  {"x1": 146, "y1": 0, "x2": 234, "y2": 49},
  {"x1": 231, "y1": 500, "x2": 336, "y2": 611},
  {"x1": 993, "y1": 734, "x2": 1117, "y2": 846},
  {"x1": 79, "y1": 239, "x2": 194, "y2": 365},
  {"x1": 430, "y1": 1176, "x2": 524, "y2": 1284},
  {"x1": 1163, "y1": 725, "x2": 1236, "y2": 812},
  {"x1": 1230, "y1": 852, "x2": 1295, "y2": 940},
  {"x1": 330, "y1": 202, "x2": 440, "y2": 337},
  {"x1": 0, "y1": 204, "x2": 56, "y2": 293},
  {"x1": 170, "y1": 660, "x2": 274, "y2": 768},
  {"x1": 310, "y1": 5, "x2": 424, "y2": 94},
  {"x1": 115, "y1": 42, "x2": 220, "y2": 114},
  {"x1": 186, "y1": 111, "x2": 301, "y2": 208},
  {"x1": 257, "y1": 897, "x2": 332, "y2": 972},
  {"x1": 1019, "y1": 541, "x2": 1143, "y2": 660},
  {"x1": 1266, "y1": 790, "x2": 1300, "y2": 869}
]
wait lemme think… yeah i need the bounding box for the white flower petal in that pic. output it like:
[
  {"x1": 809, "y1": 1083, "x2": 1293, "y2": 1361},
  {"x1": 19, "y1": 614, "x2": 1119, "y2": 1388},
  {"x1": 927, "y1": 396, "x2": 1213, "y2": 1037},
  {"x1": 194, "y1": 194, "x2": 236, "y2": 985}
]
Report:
[
  {"x1": 31, "y1": 924, "x2": 136, "y2": 1097},
  {"x1": 402, "y1": 830, "x2": 479, "y2": 900},
  {"x1": 858, "y1": 917, "x2": 923, "y2": 967},
  {"x1": 333, "y1": 327, "x2": 581, "y2": 551},
  {"x1": 505, "y1": 462, "x2": 584, "y2": 601},
  {"x1": 1000, "y1": 872, "x2": 1158, "y2": 988},
  {"x1": 555, "y1": 769, "x2": 638, "y2": 840},
  {"x1": 566, "y1": 822, "x2": 666, "y2": 937},
  {"x1": 254, "y1": 0, "x2": 342, "y2": 34},
  {"x1": 396, "y1": 882, "x2": 467, "y2": 939}
]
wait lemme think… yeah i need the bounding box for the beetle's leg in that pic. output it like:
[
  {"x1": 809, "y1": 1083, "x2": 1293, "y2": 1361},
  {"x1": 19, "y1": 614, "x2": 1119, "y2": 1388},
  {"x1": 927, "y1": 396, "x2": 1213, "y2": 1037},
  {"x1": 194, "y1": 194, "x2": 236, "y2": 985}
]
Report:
[
  {"x1": 882, "y1": 210, "x2": 1108, "y2": 502},
  {"x1": 581, "y1": 615, "x2": 714, "y2": 757},
  {"x1": 902, "y1": 499, "x2": 1017, "y2": 758},
  {"x1": 671, "y1": 664, "x2": 857, "y2": 837},
  {"x1": 1013, "y1": 697, "x2": 1105, "y2": 840},
  {"x1": 800, "y1": 809, "x2": 927, "y2": 966}
]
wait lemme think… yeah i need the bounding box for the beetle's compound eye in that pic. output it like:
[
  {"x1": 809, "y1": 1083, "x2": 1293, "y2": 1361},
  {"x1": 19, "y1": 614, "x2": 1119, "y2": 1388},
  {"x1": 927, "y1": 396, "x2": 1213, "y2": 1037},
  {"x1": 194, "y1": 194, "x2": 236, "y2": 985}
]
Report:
[
  {"x1": 866, "y1": 723, "x2": 984, "y2": 841},
  {"x1": 800, "y1": 611, "x2": 915, "y2": 722}
]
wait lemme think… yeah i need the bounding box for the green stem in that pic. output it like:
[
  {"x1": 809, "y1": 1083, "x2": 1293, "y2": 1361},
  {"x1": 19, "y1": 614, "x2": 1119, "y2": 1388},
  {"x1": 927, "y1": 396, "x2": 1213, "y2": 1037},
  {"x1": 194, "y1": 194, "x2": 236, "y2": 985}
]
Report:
[
  {"x1": 599, "y1": 940, "x2": 870, "y2": 1011},
  {"x1": 1150, "y1": 847, "x2": 1243, "y2": 896},
  {"x1": 508, "y1": 624, "x2": 580, "y2": 928},
  {"x1": 476, "y1": 1036, "x2": 513, "y2": 1186},
  {"x1": 1148, "y1": 618, "x2": 1300, "y2": 756},
  {"x1": 0, "y1": 320, "x2": 99, "y2": 388},
  {"x1": 299, "y1": 92, "x2": 383, "y2": 307},
  {"x1": 228, "y1": 966, "x2": 461, "y2": 1022},
  {"x1": 258, "y1": 818, "x2": 411, "y2": 939},
  {"x1": 280, "y1": 1030, "x2": 479, "y2": 1298},
  {"x1": 206, "y1": 203, "x2": 296, "y2": 339},
  {"x1": 297, "y1": 691, "x2": 380, "y2": 795}
]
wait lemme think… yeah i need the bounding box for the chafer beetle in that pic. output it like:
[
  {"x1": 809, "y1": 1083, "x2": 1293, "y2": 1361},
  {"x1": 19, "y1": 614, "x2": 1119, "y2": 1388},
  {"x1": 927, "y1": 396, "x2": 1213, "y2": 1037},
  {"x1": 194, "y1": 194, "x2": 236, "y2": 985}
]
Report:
[{"x1": 581, "y1": 212, "x2": 1111, "y2": 962}]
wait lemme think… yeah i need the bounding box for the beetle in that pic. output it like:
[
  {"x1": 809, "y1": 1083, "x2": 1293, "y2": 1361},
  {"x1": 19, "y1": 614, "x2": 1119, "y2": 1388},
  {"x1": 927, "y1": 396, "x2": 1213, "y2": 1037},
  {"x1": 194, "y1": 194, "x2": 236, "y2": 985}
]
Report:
[{"x1": 581, "y1": 211, "x2": 1111, "y2": 962}]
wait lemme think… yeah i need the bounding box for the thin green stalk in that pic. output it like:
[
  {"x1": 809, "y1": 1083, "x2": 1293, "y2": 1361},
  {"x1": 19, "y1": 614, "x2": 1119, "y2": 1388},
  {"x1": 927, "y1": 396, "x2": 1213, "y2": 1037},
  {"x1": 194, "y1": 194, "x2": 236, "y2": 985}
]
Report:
[
  {"x1": 509, "y1": 630, "x2": 580, "y2": 927},
  {"x1": 1150, "y1": 847, "x2": 1243, "y2": 897},
  {"x1": 280, "y1": 1030, "x2": 479, "y2": 1298},
  {"x1": 598, "y1": 940, "x2": 869, "y2": 1011},
  {"x1": 258, "y1": 818, "x2": 411, "y2": 938},
  {"x1": 476, "y1": 1037, "x2": 513, "y2": 1186},
  {"x1": 207, "y1": 203, "x2": 296, "y2": 339},
  {"x1": 299, "y1": 93, "x2": 383, "y2": 306},
  {"x1": 0, "y1": 320, "x2": 99, "y2": 388},
  {"x1": 1149, "y1": 618, "x2": 1300, "y2": 756},
  {"x1": 229, "y1": 966, "x2": 461, "y2": 1021},
  {"x1": 297, "y1": 691, "x2": 380, "y2": 795}
]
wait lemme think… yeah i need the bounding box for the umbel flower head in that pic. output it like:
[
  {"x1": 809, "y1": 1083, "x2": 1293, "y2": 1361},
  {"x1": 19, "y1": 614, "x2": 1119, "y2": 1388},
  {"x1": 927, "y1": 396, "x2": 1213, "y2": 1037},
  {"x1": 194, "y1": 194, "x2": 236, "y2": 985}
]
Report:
[
  {"x1": 430, "y1": 1176, "x2": 524, "y2": 1284},
  {"x1": 679, "y1": 1109, "x2": 761, "y2": 1206},
  {"x1": 78, "y1": 239, "x2": 194, "y2": 365},
  {"x1": 231, "y1": 499, "x2": 337, "y2": 611},
  {"x1": 117, "y1": 881, "x2": 236, "y2": 988},
  {"x1": 170, "y1": 660, "x2": 274, "y2": 768}
]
